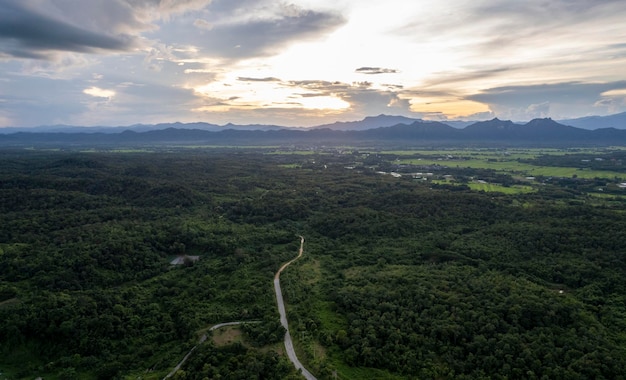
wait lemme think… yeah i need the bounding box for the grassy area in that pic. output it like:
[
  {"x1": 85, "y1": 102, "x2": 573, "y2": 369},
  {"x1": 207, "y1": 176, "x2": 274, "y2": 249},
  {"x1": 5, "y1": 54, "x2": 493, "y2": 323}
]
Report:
[
  {"x1": 212, "y1": 326, "x2": 245, "y2": 347},
  {"x1": 468, "y1": 183, "x2": 535, "y2": 194}
]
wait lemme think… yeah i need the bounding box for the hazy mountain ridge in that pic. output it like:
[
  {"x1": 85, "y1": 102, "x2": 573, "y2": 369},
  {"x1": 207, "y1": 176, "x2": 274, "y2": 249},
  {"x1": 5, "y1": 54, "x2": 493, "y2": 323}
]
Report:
[
  {"x1": 558, "y1": 112, "x2": 626, "y2": 130},
  {"x1": 1, "y1": 112, "x2": 624, "y2": 134},
  {"x1": 0, "y1": 121, "x2": 286, "y2": 134},
  {"x1": 3, "y1": 117, "x2": 626, "y2": 147}
]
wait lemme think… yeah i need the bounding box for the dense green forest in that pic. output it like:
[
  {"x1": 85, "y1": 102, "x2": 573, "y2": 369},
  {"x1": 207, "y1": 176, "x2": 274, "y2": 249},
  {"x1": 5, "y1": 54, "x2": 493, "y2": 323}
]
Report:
[{"x1": 1, "y1": 148, "x2": 626, "y2": 379}]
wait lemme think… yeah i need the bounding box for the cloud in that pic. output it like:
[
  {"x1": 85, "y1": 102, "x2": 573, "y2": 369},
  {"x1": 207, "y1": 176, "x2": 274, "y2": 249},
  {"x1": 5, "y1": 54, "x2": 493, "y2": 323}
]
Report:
[
  {"x1": 3, "y1": 0, "x2": 625, "y2": 127},
  {"x1": 237, "y1": 76, "x2": 281, "y2": 82},
  {"x1": 466, "y1": 1, "x2": 626, "y2": 54},
  {"x1": 395, "y1": 0, "x2": 626, "y2": 69},
  {"x1": 287, "y1": 80, "x2": 351, "y2": 92},
  {"x1": 596, "y1": 88, "x2": 626, "y2": 113},
  {"x1": 469, "y1": 81, "x2": 626, "y2": 105},
  {"x1": 283, "y1": 79, "x2": 418, "y2": 117},
  {"x1": 193, "y1": 19, "x2": 213, "y2": 30},
  {"x1": 190, "y1": 75, "x2": 426, "y2": 126},
  {"x1": 125, "y1": 0, "x2": 212, "y2": 22},
  {"x1": 202, "y1": 15, "x2": 345, "y2": 59},
  {"x1": 71, "y1": 81, "x2": 202, "y2": 126},
  {"x1": 0, "y1": 1, "x2": 135, "y2": 60},
  {"x1": 601, "y1": 89, "x2": 626, "y2": 97},
  {"x1": 0, "y1": 0, "x2": 217, "y2": 62},
  {"x1": 464, "y1": 110, "x2": 497, "y2": 120},
  {"x1": 382, "y1": 83, "x2": 404, "y2": 90},
  {"x1": 183, "y1": 2, "x2": 346, "y2": 59},
  {"x1": 0, "y1": 80, "x2": 88, "y2": 127},
  {"x1": 525, "y1": 101, "x2": 551, "y2": 119},
  {"x1": 355, "y1": 67, "x2": 399, "y2": 75},
  {"x1": 15, "y1": 53, "x2": 92, "y2": 79},
  {"x1": 468, "y1": 81, "x2": 626, "y2": 120},
  {"x1": 422, "y1": 66, "x2": 517, "y2": 87},
  {"x1": 83, "y1": 87, "x2": 116, "y2": 99},
  {"x1": 0, "y1": 109, "x2": 12, "y2": 127}
]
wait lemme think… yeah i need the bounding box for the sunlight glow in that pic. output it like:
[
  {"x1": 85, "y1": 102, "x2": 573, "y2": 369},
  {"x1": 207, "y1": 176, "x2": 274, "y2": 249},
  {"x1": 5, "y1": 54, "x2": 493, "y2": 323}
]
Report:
[
  {"x1": 299, "y1": 95, "x2": 350, "y2": 110},
  {"x1": 193, "y1": 76, "x2": 349, "y2": 111},
  {"x1": 410, "y1": 97, "x2": 491, "y2": 119},
  {"x1": 181, "y1": 0, "x2": 486, "y2": 121}
]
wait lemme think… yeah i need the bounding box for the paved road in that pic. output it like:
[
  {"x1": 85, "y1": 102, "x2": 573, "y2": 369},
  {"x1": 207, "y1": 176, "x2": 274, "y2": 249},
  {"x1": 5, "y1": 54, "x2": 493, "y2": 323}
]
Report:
[{"x1": 274, "y1": 236, "x2": 317, "y2": 380}]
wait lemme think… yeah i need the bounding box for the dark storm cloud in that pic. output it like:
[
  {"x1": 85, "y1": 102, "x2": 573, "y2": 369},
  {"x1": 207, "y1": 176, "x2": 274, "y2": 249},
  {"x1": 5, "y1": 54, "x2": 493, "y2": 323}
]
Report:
[
  {"x1": 0, "y1": 1, "x2": 133, "y2": 59},
  {"x1": 355, "y1": 67, "x2": 399, "y2": 75}
]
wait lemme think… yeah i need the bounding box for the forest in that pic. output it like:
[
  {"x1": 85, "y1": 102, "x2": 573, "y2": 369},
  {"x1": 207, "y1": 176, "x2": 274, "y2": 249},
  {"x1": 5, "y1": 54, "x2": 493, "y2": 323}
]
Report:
[{"x1": 1, "y1": 147, "x2": 626, "y2": 379}]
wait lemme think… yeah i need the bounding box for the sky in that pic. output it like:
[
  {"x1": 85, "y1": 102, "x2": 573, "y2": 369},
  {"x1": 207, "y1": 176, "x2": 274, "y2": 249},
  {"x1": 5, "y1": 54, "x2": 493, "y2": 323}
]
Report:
[{"x1": 1, "y1": 0, "x2": 626, "y2": 128}]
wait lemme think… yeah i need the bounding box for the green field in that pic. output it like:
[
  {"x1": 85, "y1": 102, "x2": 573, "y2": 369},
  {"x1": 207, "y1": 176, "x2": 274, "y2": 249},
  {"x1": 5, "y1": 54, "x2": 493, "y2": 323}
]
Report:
[
  {"x1": 430, "y1": 179, "x2": 535, "y2": 194},
  {"x1": 378, "y1": 147, "x2": 612, "y2": 156},
  {"x1": 398, "y1": 157, "x2": 625, "y2": 179}
]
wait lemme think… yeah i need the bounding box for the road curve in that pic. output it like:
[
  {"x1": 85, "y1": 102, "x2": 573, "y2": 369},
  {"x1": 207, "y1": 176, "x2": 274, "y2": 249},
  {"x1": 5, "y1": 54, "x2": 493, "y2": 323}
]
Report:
[
  {"x1": 163, "y1": 321, "x2": 251, "y2": 379},
  {"x1": 274, "y1": 236, "x2": 317, "y2": 380}
]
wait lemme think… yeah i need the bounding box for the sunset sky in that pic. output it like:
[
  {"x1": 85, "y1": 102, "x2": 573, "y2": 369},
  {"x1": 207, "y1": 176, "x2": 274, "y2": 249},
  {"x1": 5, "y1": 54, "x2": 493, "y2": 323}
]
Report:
[{"x1": 1, "y1": 0, "x2": 626, "y2": 127}]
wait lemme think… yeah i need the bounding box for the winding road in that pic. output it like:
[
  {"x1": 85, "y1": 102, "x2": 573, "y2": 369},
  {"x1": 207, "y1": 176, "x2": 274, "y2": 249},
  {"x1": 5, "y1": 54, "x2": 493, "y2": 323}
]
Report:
[
  {"x1": 164, "y1": 236, "x2": 315, "y2": 380},
  {"x1": 274, "y1": 236, "x2": 317, "y2": 380}
]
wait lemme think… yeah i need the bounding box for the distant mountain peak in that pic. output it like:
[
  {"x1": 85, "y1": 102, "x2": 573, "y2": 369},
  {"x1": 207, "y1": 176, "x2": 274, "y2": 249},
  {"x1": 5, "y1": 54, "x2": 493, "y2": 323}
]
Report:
[
  {"x1": 524, "y1": 118, "x2": 570, "y2": 129},
  {"x1": 313, "y1": 114, "x2": 421, "y2": 131},
  {"x1": 464, "y1": 118, "x2": 518, "y2": 133}
]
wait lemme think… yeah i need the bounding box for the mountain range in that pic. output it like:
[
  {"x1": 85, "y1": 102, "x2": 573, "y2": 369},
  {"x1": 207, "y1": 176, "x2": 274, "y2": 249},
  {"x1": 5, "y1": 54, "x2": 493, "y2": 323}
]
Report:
[
  {"x1": 0, "y1": 112, "x2": 625, "y2": 135},
  {"x1": 2, "y1": 115, "x2": 626, "y2": 147}
]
